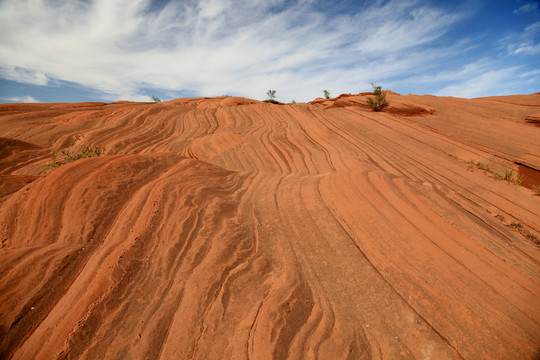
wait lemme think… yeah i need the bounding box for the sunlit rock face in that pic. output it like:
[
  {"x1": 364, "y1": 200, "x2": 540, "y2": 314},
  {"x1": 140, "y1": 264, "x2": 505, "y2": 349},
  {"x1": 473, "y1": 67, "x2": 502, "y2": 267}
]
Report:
[{"x1": 1, "y1": 93, "x2": 539, "y2": 360}]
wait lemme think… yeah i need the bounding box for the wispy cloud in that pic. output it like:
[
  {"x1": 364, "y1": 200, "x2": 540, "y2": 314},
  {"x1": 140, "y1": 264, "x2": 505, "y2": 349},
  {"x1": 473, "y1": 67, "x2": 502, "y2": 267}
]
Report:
[
  {"x1": 503, "y1": 21, "x2": 540, "y2": 56},
  {"x1": 1, "y1": 95, "x2": 40, "y2": 103},
  {"x1": 0, "y1": 0, "x2": 537, "y2": 102},
  {"x1": 389, "y1": 57, "x2": 536, "y2": 98},
  {"x1": 0, "y1": 66, "x2": 50, "y2": 86},
  {"x1": 513, "y1": 2, "x2": 539, "y2": 14},
  {"x1": 434, "y1": 66, "x2": 524, "y2": 98},
  {"x1": 0, "y1": 0, "x2": 473, "y2": 101}
]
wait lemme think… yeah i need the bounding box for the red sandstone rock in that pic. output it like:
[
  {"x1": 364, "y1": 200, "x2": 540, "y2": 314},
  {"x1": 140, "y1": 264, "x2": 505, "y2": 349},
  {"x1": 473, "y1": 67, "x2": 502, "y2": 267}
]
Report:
[{"x1": 0, "y1": 93, "x2": 539, "y2": 359}]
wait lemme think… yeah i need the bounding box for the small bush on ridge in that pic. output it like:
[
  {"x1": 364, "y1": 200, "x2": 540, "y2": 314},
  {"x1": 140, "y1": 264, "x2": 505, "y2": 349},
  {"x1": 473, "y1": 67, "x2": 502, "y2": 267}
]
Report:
[
  {"x1": 366, "y1": 83, "x2": 389, "y2": 111},
  {"x1": 323, "y1": 90, "x2": 330, "y2": 99},
  {"x1": 266, "y1": 90, "x2": 276, "y2": 101}
]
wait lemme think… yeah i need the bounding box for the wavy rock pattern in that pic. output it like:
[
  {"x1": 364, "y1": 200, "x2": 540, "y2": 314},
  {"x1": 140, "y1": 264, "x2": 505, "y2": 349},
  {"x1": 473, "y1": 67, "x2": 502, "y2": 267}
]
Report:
[{"x1": 0, "y1": 93, "x2": 539, "y2": 359}]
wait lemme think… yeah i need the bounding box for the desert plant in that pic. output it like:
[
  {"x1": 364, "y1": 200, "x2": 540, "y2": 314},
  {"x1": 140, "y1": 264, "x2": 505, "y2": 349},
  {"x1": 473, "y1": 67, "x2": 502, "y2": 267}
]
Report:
[
  {"x1": 323, "y1": 90, "x2": 330, "y2": 99},
  {"x1": 472, "y1": 162, "x2": 531, "y2": 191},
  {"x1": 534, "y1": 185, "x2": 540, "y2": 195},
  {"x1": 510, "y1": 222, "x2": 523, "y2": 230},
  {"x1": 151, "y1": 95, "x2": 161, "y2": 103},
  {"x1": 263, "y1": 90, "x2": 278, "y2": 104},
  {"x1": 527, "y1": 232, "x2": 539, "y2": 244},
  {"x1": 266, "y1": 90, "x2": 276, "y2": 101},
  {"x1": 510, "y1": 222, "x2": 540, "y2": 245},
  {"x1": 48, "y1": 143, "x2": 105, "y2": 170},
  {"x1": 503, "y1": 169, "x2": 515, "y2": 181},
  {"x1": 476, "y1": 162, "x2": 487, "y2": 170},
  {"x1": 366, "y1": 83, "x2": 389, "y2": 111}
]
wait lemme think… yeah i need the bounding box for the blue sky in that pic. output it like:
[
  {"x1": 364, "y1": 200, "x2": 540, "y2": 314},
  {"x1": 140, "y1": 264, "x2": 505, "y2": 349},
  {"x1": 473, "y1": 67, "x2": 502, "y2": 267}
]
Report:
[{"x1": 0, "y1": 0, "x2": 539, "y2": 103}]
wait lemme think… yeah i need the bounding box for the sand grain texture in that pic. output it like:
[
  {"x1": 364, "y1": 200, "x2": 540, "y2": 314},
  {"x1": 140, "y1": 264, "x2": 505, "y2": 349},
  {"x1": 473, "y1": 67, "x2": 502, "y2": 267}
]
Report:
[{"x1": 0, "y1": 94, "x2": 539, "y2": 359}]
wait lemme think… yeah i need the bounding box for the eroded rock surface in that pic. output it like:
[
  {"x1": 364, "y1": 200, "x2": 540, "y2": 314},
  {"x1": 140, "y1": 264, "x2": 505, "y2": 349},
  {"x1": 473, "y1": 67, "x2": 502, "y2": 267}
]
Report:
[{"x1": 1, "y1": 94, "x2": 539, "y2": 359}]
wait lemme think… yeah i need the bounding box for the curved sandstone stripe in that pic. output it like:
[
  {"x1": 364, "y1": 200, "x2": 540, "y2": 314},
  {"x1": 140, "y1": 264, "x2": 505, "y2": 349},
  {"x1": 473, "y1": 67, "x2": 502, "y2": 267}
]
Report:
[{"x1": 0, "y1": 94, "x2": 539, "y2": 359}]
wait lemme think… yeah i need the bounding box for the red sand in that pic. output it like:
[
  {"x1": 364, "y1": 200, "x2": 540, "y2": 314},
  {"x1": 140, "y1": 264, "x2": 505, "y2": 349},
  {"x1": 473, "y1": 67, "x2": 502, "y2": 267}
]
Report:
[{"x1": 0, "y1": 93, "x2": 539, "y2": 359}]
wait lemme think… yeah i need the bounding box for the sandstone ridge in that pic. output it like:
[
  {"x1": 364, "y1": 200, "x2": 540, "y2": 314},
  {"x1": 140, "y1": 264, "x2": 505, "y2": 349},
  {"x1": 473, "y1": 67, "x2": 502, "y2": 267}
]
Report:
[{"x1": 1, "y1": 92, "x2": 539, "y2": 359}]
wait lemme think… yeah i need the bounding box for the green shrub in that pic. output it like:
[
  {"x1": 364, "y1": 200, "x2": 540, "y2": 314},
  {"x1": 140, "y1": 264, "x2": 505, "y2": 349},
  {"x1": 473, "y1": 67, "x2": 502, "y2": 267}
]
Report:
[
  {"x1": 476, "y1": 162, "x2": 487, "y2": 170},
  {"x1": 514, "y1": 175, "x2": 524, "y2": 185},
  {"x1": 503, "y1": 169, "x2": 515, "y2": 181},
  {"x1": 366, "y1": 83, "x2": 389, "y2": 111},
  {"x1": 151, "y1": 95, "x2": 161, "y2": 103},
  {"x1": 48, "y1": 143, "x2": 105, "y2": 170},
  {"x1": 323, "y1": 90, "x2": 330, "y2": 99},
  {"x1": 500, "y1": 169, "x2": 524, "y2": 185},
  {"x1": 510, "y1": 222, "x2": 539, "y2": 245}
]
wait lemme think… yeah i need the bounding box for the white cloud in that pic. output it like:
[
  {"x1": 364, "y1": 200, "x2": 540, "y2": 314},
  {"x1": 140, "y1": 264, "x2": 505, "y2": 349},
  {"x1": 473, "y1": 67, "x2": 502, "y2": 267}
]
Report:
[
  {"x1": 434, "y1": 64, "x2": 527, "y2": 98},
  {"x1": 510, "y1": 43, "x2": 540, "y2": 55},
  {"x1": 513, "y1": 2, "x2": 539, "y2": 14},
  {"x1": 352, "y1": 1, "x2": 460, "y2": 55},
  {"x1": 0, "y1": 66, "x2": 50, "y2": 85},
  {"x1": 0, "y1": 0, "x2": 468, "y2": 101},
  {"x1": 504, "y1": 21, "x2": 540, "y2": 56},
  {"x1": 1, "y1": 95, "x2": 40, "y2": 103}
]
